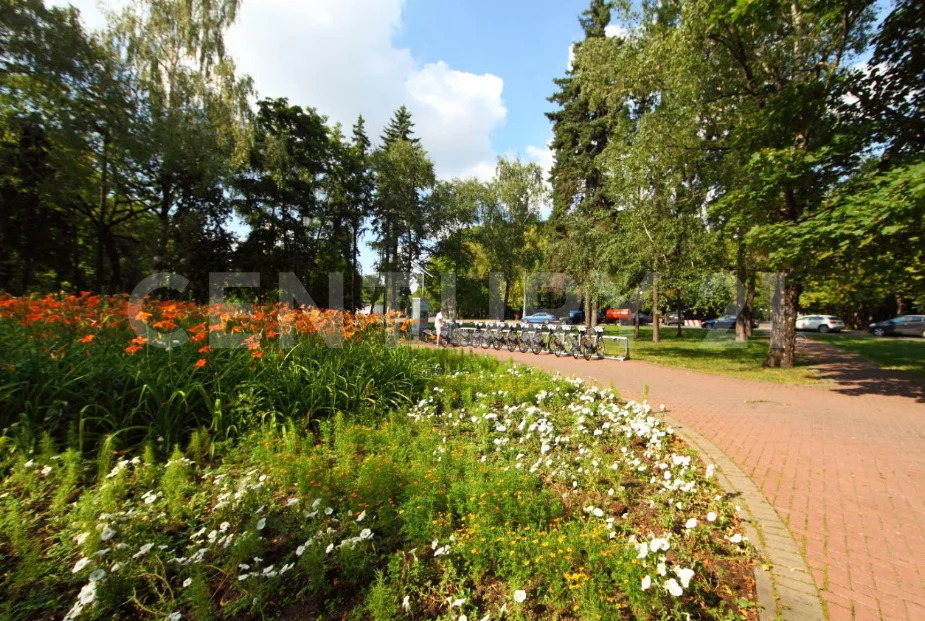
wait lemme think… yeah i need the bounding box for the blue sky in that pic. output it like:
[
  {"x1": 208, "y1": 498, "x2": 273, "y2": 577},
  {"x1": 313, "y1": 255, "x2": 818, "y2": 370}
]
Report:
[{"x1": 393, "y1": 0, "x2": 590, "y2": 160}]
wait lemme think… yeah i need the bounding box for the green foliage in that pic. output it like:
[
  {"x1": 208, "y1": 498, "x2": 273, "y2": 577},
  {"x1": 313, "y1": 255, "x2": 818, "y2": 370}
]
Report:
[{"x1": 0, "y1": 354, "x2": 755, "y2": 620}]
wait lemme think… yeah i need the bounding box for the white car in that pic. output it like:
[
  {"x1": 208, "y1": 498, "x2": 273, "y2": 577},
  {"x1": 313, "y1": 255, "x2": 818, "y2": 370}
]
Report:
[{"x1": 796, "y1": 315, "x2": 845, "y2": 333}]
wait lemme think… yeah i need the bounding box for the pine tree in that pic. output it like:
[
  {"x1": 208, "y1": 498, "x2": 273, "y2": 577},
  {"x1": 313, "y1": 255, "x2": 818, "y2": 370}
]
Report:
[
  {"x1": 380, "y1": 105, "x2": 420, "y2": 147},
  {"x1": 346, "y1": 115, "x2": 373, "y2": 311},
  {"x1": 546, "y1": 0, "x2": 613, "y2": 220},
  {"x1": 546, "y1": 0, "x2": 614, "y2": 327}
]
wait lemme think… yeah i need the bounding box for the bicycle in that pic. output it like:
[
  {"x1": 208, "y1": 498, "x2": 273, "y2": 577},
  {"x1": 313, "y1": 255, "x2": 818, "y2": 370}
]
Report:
[
  {"x1": 503, "y1": 322, "x2": 519, "y2": 352},
  {"x1": 489, "y1": 322, "x2": 505, "y2": 350},
  {"x1": 531, "y1": 324, "x2": 552, "y2": 354},
  {"x1": 473, "y1": 322, "x2": 490, "y2": 348},
  {"x1": 438, "y1": 320, "x2": 456, "y2": 347},
  {"x1": 456, "y1": 323, "x2": 473, "y2": 347},
  {"x1": 579, "y1": 326, "x2": 606, "y2": 360}
]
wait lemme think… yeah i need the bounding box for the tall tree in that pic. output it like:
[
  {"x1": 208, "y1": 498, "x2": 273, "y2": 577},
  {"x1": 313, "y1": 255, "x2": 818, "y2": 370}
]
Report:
[
  {"x1": 372, "y1": 106, "x2": 433, "y2": 311},
  {"x1": 108, "y1": 0, "x2": 252, "y2": 273},
  {"x1": 479, "y1": 158, "x2": 546, "y2": 318}
]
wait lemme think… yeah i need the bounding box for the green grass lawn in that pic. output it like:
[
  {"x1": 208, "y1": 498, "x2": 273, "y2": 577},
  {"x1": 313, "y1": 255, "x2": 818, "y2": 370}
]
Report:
[
  {"x1": 599, "y1": 325, "x2": 821, "y2": 384},
  {"x1": 807, "y1": 331, "x2": 925, "y2": 376}
]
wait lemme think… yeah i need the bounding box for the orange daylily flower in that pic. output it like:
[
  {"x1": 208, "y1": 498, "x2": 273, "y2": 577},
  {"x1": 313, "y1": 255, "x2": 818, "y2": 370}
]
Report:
[
  {"x1": 198, "y1": 345, "x2": 211, "y2": 354},
  {"x1": 78, "y1": 334, "x2": 95, "y2": 343},
  {"x1": 194, "y1": 358, "x2": 207, "y2": 368}
]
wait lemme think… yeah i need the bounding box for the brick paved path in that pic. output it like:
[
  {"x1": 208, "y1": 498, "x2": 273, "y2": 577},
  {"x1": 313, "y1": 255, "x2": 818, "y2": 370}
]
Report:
[{"x1": 460, "y1": 346, "x2": 925, "y2": 620}]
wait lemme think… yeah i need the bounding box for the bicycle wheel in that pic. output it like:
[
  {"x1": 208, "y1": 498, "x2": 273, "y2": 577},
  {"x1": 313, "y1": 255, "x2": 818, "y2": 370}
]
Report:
[
  {"x1": 530, "y1": 334, "x2": 544, "y2": 355},
  {"x1": 517, "y1": 333, "x2": 529, "y2": 353},
  {"x1": 506, "y1": 333, "x2": 517, "y2": 352},
  {"x1": 492, "y1": 334, "x2": 502, "y2": 350},
  {"x1": 552, "y1": 336, "x2": 565, "y2": 357},
  {"x1": 459, "y1": 330, "x2": 470, "y2": 347},
  {"x1": 594, "y1": 338, "x2": 605, "y2": 358},
  {"x1": 582, "y1": 337, "x2": 593, "y2": 360}
]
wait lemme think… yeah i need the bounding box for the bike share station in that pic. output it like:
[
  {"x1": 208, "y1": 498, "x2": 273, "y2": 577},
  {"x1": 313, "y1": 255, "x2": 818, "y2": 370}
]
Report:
[{"x1": 424, "y1": 315, "x2": 630, "y2": 362}]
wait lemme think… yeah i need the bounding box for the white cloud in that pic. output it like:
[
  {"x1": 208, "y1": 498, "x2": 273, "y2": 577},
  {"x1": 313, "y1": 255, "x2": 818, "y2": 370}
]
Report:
[
  {"x1": 605, "y1": 24, "x2": 628, "y2": 38},
  {"x1": 51, "y1": 0, "x2": 506, "y2": 181},
  {"x1": 526, "y1": 142, "x2": 554, "y2": 181}
]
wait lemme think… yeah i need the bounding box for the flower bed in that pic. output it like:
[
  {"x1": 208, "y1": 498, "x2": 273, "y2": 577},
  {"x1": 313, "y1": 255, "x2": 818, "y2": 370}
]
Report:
[{"x1": 1, "y1": 354, "x2": 757, "y2": 619}]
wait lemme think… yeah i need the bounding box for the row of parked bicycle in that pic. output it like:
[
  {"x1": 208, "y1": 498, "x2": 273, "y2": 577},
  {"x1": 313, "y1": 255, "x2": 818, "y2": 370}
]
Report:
[{"x1": 436, "y1": 321, "x2": 607, "y2": 360}]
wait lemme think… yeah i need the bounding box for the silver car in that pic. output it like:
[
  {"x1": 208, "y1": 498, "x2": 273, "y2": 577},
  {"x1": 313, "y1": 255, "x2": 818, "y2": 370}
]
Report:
[{"x1": 795, "y1": 315, "x2": 845, "y2": 333}]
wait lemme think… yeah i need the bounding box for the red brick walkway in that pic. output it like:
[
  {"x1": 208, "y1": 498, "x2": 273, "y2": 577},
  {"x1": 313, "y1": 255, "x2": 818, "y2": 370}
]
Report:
[{"x1": 462, "y1": 346, "x2": 925, "y2": 620}]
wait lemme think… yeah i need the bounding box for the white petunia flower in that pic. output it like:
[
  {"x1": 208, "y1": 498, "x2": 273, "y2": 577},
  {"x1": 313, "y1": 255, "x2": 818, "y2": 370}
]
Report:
[
  {"x1": 402, "y1": 596, "x2": 410, "y2": 611},
  {"x1": 325, "y1": 543, "x2": 334, "y2": 554},
  {"x1": 88, "y1": 569, "x2": 106, "y2": 582},
  {"x1": 356, "y1": 510, "x2": 366, "y2": 522},
  {"x1": 287, "y1": 497, "x2": 299, "y2": 506},
  {"x1": 100, "y1": 526, "x2": 116, "y2": 541},
  {"x1": 729, "y1": 533, "x2": 743, "y2": 544},
  {"x1": 641, "y1": 575, "x2": 651, "y2": 591},
  {"x1": 664, "y1": 578, "x2": 683, "y2": 597},
  {"x1": 256, "y1": 517, "x2": 266, "y2": 531},
  {"x1": 72, "y1": 557, "x2": 91, "y2": 573},
  {"x1": 451, "y1": 598, "x2": 466, "y2": 608},
  {"x1": 132, "y1": 543, "x2": 154, "y2": 559},
  {"x1": 685, "y1": 518, "x2": 698, "y2": 529},
  {"x1": 513, "y1": 589, "x2": 527, "y2": 603},
  {"x1": 707, "y1": 511, "x2": 717, "y2": 522},
  {"x1": 183, "y1": 577, "x2": 193, "y2": 588},
  {"x1": 674, "y1": 567, "x2": 695, "y2": 589},
  {"x1": 168, "y1": 613, "x2": 181, "y2": 621},
  {"x1": 296, "y1": 545, "x2": 306, "y2": 556}
]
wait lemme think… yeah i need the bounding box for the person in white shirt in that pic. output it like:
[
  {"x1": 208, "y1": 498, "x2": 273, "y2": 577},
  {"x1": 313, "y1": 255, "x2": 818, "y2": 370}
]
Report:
[{"x1": 434, "y1": 307, "x2": 444, "y2": 346}]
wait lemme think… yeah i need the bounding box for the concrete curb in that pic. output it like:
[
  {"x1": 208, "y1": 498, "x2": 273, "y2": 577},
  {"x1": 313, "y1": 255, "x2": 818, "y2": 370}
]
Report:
[{"x1": 659, "y1": 412, "x2": 826, "y2": 621}]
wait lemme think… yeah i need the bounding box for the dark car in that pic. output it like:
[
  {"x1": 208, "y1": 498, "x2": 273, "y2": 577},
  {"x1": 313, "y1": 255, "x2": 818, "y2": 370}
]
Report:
[
  {"x1": 868, "y1": 315, "x2": 925, "y2": 338},
  {"x1": 702, "y1": 315, "x2": 760, "y2": 330},
  {"x1": 524, "y1": 311, "x2": 557, "y2": 325},
  {"x1": 620, "y1": 311, "x2": 651, "y2": 326}
]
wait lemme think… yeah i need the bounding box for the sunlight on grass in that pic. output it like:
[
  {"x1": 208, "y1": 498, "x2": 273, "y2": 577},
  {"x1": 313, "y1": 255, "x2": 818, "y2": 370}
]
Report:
[
  {"x1": 808, "y1": 332, "x2": 925, "y2": 376},
  {"x1": 602, "y1": 326, "x2": 820, "y2": 384}
]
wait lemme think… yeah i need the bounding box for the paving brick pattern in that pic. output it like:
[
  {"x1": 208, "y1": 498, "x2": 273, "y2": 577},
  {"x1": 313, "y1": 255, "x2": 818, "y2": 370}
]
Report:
[{"x1": 455, "y1": 345, "x2": 925, "y2": 620}]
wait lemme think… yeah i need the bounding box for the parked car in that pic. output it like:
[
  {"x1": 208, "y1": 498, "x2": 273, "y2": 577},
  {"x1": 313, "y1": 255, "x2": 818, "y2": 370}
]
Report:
[
  {"x1": 701, "y1": 315, "x2": 759, "y2": 330},
  {"x1": 621, "y1": 311, "x2": 651, "y2": 326},
  {"x1": 795, "y1": 315, "x2": 845, "y2": 333},
  {"x1": 562, "y1": 309, "x2": 585, "y2": 325},
  {"x1": 523, "y1": 311, "x2": 557, "y2": 325},
  {"x1": 868, "y1": 315, "x2": 925, "y2": 338},
  {"x1": 663, "y1": 312, "x2": 683, "y2": 325}
]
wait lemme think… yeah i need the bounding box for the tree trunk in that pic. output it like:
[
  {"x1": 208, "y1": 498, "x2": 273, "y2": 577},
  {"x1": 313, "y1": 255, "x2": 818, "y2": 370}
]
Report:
[
  {"x1": 104, "y1": 230, "x2": 121, "y2": 291},
  {"x1": 744, "y1": 274, "x2": 756, "y2": 336},
  {"x1": 351, "y1": 218, "x2": 359, "y2": 312},
  {"x1": 591, "y1": 297, "x2": 599, "y2": 329},
  {"x1": 96, "y1": 136, "x2": 109, "y2": 293},
  {"x1": 735, "y1": 236, "x2": 748, "y2": 342},
  {"x1": 676, "y1": 299, "x2": 683, "y2": 337},
  {"x1": 502, "y1": 277, "x2": 511, "y2": 320},
  {"x1": 652, "y1": 273, "x2": 660, "y2": 343},
  {"x1": 634, "y1": 302, "x2": 641, "y2": 339},
  {"x1": 766, "y1": 276, "x2": 801, "y2": 368},
  {"x1": 584, "y1": 290, "x2": 592, "y2": 330}
]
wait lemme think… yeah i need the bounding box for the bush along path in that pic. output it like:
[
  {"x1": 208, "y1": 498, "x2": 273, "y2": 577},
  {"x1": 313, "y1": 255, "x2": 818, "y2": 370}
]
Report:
[{"x1": 0, "y1": 360, "x2": 757, "y2": 620}]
